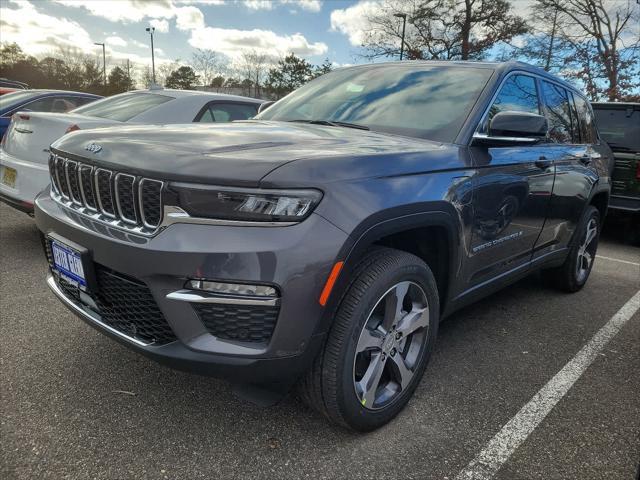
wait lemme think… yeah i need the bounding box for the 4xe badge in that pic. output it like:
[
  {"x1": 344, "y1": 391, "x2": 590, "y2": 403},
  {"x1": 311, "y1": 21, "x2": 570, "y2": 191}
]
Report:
[{"x1": 85, "y1": 142, "x2": 102, "y2": 154}]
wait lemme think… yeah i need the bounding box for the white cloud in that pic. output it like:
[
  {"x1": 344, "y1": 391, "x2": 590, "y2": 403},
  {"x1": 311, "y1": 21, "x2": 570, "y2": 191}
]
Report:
[
  {"x1": 282, "y1": 0, "x2": 321, "y2": 13},
  {"x1": 330, "y1": 1, "x2": 382, "y2": 46},
  {"x1": 149, "y1": 18, "x2": 170, "y2": 33},
  {"x1": 243, "y1": 0, "x2": 273, "y2": 10},
  {"x1": 188, "y1": 26, "x2": 328, "y2": 59},
  {"x1": 1, "y1": 0, "x2": 95, "y2": 55},
  {"x1": 243, "y1": 0, "x2": 322, "y2": 12},
  {"x1": 175, "y1": 5, "x2": 205, "y2": 30},
  {"x1": 54, "y1": 0, "x2": 176, "y2": 22},
  {"x1": 105, "y1": 35, "x2": 127, "y2": 47},
  {"x1": 131, "y1": 39, "x2": 149, "y2": 49}
]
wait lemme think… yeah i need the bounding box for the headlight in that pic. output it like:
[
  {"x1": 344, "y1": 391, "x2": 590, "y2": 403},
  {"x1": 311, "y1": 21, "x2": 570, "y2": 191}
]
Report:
[{"x1": 169, "y1": 183, "x2": 323, "y2": 223}]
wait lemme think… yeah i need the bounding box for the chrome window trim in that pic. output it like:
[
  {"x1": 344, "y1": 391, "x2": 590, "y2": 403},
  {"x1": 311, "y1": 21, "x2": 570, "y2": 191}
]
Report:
[
  {"x1": 114, "y1": 172, "x2": 138, "y2": 225},
  {"x1": 166, "y1": 289, "x2": 281, "y2": 307},
  {"x1": 78, "y1": 165, "x2": 97, "y2": 211},
  {"x1": 94, "y1": 168, "x2": 116, "y2": 219},
  {"x1": 138, "y1": 178, "x2": 164, "y2": 229},
  {"x1": 472, "y1": 132, "x2": 539, "y2": 144}
]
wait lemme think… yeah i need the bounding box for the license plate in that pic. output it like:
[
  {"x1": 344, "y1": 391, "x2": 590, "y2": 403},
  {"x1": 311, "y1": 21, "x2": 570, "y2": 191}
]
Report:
[
  {"x1": 1, "y1": 166, "x2": 16, "y2": 188},
  {"x1": 50, "y1": 238, "x2": 87, "y2": 287}
]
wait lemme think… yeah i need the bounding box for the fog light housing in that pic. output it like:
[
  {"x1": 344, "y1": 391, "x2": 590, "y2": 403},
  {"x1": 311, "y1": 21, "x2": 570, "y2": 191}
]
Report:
[{"x1": 187, "y1": 279, "x2": 278, "y2": 298}]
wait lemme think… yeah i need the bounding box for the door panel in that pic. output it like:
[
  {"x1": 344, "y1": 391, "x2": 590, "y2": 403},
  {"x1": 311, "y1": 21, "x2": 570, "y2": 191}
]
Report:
[{"x1": 467, "y1": 146, "x2": 554, "y2": 285}]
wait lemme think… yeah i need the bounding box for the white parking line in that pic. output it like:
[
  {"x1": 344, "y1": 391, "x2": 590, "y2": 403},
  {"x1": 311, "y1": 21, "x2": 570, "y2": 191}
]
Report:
[
  {"x1": 455, "y1": 289, "x2": 640, "y2": 480},
  {"x1": 596, "y1": 255, "x2": 640, "y2": 267}
]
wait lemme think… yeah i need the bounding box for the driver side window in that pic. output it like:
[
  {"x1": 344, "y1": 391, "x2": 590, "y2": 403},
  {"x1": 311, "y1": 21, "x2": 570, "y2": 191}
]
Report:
[{"x1": 481, "y1": 74, "x2": 540, "y2": 133}]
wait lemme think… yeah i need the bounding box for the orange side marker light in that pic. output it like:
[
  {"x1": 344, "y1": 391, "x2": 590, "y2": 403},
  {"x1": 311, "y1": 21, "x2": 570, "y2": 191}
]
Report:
[{"x1": 319, "y1": 261, "x2": 344, "y2": 306}]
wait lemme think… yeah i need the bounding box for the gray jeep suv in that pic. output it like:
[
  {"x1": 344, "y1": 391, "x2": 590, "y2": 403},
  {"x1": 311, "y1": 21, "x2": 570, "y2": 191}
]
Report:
[{"x1": 35, "y1": 61, "x2": 612, "y2": 431}]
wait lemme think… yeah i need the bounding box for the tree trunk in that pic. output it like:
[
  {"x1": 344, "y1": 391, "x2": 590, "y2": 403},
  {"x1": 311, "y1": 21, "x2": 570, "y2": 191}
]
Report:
[{"x1": 461, "y1": 0, "x2": 472, "y2": 59}]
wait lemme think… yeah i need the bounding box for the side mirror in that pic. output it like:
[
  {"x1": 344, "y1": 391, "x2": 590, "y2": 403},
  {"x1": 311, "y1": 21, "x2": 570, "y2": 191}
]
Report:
[
  {"x1": 258, "y1": 101, "x2": 275, "y2": 114},
  {"x1": 473, "y1": 111, "x2": 548, "y2": 145}
]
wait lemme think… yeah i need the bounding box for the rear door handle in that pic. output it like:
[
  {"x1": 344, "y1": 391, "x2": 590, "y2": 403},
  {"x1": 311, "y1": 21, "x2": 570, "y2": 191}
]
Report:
[{"x1": 535, "y1": 156, "x2": 552, "y2": 169}]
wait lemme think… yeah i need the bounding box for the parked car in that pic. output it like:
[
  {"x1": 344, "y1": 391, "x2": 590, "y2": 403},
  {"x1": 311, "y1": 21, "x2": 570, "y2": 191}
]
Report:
[
  {"x1": 34, "y1": 61, "x2": 611, "y2": 431},
  {"x1": 0, "y1": 78, "x2": 28, "y2": 89},
  {"x1": 0, "y1": 89, "x2": 262, "y2": 214},
  {"x1": 0, "y1": 89, "x2": 100, "y2": 138},
  {"x1": 592, "y1": 102, "x2": 639, "y2": 213}
]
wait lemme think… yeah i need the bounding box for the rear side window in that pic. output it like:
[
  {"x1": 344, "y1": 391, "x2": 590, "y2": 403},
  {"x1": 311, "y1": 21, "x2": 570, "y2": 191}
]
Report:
[
  {"x1": 573, "y1": 95, "x2": 599, "y2": 145},
  {"x1": 541, "y1": 81, "x2": 573, "y2": 144},
  {"x1": 197, "y1": 102, "x2": 258, "y2": 123},
  {"x1": 483, "y1": 74, "x2": 539, "y2": 132},
  {"x1": 72, "y1": 92, "x2": 173, "y2": 122},
  {"x1": 593, "y1": 107, "x2": 639, "y2": 151}
]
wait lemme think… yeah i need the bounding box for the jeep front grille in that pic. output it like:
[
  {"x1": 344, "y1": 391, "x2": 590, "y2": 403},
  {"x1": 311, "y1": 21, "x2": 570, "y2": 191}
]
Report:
[{"x1": 49, "y1": 154, "x2": 164, "y2": 233}]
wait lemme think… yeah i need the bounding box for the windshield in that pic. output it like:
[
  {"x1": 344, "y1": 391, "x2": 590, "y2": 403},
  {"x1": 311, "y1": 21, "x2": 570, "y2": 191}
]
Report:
[
  {"x1": 0, "y1": 91, "x2": 43, "y2": 111},
  {"x1": 593, "y1": 106, "x2": 640, "y2": 152},
  {"x1": 256, "y1": 64, "x2": 493, "y2": 143},
  {"x1": 71, "y1": 92, "x2": 173, "y2": 122}
]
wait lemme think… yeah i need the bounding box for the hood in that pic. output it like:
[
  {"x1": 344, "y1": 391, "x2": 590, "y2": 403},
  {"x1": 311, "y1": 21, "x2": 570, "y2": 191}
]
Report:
[{"x1": 51, "y1": 120, "x2": 456, "y2": 187}]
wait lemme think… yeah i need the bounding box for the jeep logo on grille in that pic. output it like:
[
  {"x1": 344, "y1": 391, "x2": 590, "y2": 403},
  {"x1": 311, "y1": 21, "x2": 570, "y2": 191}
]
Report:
[{"x1": 85, "y1": 143, "x2": 102, "y2": 154}]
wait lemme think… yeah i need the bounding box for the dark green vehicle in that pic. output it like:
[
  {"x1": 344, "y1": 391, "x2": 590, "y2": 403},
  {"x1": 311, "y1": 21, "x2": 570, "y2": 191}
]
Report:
[{"x1": 592, "y1": 102, "x2": 640, "y2": 213}]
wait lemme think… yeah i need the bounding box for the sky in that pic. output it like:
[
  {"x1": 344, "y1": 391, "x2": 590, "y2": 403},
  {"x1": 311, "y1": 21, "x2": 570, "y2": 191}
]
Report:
[{"x1": 0, "y1": 0, "x2": 400, "y2": 70}]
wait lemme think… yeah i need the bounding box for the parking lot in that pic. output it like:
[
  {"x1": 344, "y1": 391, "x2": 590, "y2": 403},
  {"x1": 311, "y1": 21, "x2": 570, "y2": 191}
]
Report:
[{"x1": 1, "y1": 202, "x2": 638, "y2": 480}]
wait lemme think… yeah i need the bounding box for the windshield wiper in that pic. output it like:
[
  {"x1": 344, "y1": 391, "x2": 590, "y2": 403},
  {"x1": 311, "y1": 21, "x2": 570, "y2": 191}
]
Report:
[{"x1": 287, "y1": 119, "x2": 369, "y2": 131}]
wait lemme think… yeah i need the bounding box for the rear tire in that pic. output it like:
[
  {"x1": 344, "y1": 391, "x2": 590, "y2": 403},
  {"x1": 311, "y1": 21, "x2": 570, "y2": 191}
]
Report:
[
  {"x1": 299, "y1": 248, "x2": 439, "y2": 431},
  {"x1": 544, "y1": 206, "x2": 600, "y2": 292}
]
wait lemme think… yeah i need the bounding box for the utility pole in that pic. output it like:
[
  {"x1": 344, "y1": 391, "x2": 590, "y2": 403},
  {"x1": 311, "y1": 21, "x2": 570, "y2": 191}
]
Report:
[
  {"x1": 394, "y1": 13, "x2": 407, "y2": 60},
  {"x1": 94, "y1": 42, "x2": 106, "y2": 88},
  {"x1": 146, "y1": 26, "x2": 156, "y2": 85}
]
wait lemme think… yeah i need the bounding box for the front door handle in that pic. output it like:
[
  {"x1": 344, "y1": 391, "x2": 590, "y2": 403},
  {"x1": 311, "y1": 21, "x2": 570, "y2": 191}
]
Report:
[{"x1": 535, "y1": 156, "x2": 552, "y2": 169}]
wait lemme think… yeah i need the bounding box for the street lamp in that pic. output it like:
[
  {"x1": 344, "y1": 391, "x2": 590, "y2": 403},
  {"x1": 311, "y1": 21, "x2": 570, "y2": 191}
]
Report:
[
  {"x1": 94, "y1": 42, "x2": 106, "y2": 87},
  {"x1": 146, "y1": 26, "x2": 156, "y2": 85},
  {"x1": 393, "y1": 13, "x2": 407, "y2": 61}
]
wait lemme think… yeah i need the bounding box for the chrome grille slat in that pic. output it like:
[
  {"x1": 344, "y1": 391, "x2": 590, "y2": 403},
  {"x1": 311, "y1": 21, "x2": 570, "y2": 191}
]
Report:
[
  {"x1": 79, "y1": 165, "x2": 97, "y2": 211},
  {"x1": 114, "y1": 173, "x2": 138, "y2": 224},
  {"x1": 47, "y1": 154, "x2": 163, "y2": 235},
  {"x1": 138, "y1": 179, "x2": 163, "y2": 229},
  {"x1": 66, "y1": 160, "x2": 82, "y2": 205}
]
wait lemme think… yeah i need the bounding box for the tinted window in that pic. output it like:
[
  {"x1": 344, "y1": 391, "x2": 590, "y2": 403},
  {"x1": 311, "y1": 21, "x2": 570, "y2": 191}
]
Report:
[
  {"x1": 197, "y1": 102, "x2": 258, "y2": 123},
  {"x1": 484, "y1": 75, "x2": 539, "y2": 131},
  {"x1": 541, "y1": 81, "x2": 573, "y2": 143},
  {"x1": 72, "y1": 92, "x2": 173, "y2": 121},
  {"x1": 22, "y1": 96, "x2": 76, "y2": 113},
  {"x1": 593, "y1": 106, "x2": 637, "y2": 151},
  {"x1": 257, "y1": 65, "x2": 493, "y2": 143},
  {"x1": 567, "y1": 92, "x2": 581, "y2": 143}
]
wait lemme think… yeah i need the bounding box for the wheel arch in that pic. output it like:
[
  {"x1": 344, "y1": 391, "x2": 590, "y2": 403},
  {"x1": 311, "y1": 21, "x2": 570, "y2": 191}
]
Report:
[{"x1": 317, "y1": 204, "x2": 463, "y2": 333}]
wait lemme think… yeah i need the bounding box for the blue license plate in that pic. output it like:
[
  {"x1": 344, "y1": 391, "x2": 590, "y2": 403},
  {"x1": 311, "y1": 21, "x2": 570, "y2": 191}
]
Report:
[{"x1": 51, "y1": 239, "x2": 87, "y2": 287}]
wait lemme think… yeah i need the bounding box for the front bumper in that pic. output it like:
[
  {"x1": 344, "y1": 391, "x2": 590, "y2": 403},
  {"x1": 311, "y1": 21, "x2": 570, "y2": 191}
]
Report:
[{"x1": 35, "y1": 190, "x2": 348, "y2": 382}]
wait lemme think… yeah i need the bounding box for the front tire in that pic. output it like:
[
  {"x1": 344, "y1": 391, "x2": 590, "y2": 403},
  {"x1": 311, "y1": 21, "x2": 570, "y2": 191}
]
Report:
[
  {"x1": 544, "y1": 205, "x2": 600, "y2": 292},
  {"x1": 300, "y1": 248, "x2": 439, "y2": 431}
]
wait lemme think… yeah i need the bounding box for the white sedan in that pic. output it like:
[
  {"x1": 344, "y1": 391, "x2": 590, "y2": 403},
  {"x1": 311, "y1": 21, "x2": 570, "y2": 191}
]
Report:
[{"x1": 0, "y1": 88, "x2": 262, "y2": 214}]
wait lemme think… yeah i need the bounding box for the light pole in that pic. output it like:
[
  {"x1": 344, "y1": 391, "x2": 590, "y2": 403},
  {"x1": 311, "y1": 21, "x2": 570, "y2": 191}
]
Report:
[
  {"x1": 393, "y1": 13, "x2": 407, "y2": 60},
  {"x1": 146, "y1": 26, "x2": 156, "y2": 84},
  {"x1": 94, "y1": 42, "x2": 106, "y2": 88}
]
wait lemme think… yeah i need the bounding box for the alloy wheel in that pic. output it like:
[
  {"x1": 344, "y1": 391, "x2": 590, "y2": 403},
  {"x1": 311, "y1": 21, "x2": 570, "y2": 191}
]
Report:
[
  {"x1": 353, "y1": 281, "x2": 429, "y2": 410},
  {"x1": 576, "y1": 218, "x2": 598, "y2": 283}
]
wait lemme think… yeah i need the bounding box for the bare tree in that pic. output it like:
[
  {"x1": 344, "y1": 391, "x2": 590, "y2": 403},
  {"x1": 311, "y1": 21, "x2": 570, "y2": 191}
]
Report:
[
  {"x1": 239, "y1": 50, "x2": 270, "y2": 97},
  {"x1": 191, "y1": 49, "x2": 228, "y2": 86},
  {"x1": 536, "y1": 0, "x2": 639, "y2": 100},
  {"x1": 156, "y1": 59, "x2": 181, "y2": 87},
  {"x1": 362, "y1": 0, "x2": 527, "y2": 60}
]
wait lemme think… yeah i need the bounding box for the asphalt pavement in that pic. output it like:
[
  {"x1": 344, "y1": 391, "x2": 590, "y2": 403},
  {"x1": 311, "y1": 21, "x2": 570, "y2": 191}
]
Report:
[{"x1": 1, "y1": 203, "x2": 638, "y2": 480}]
